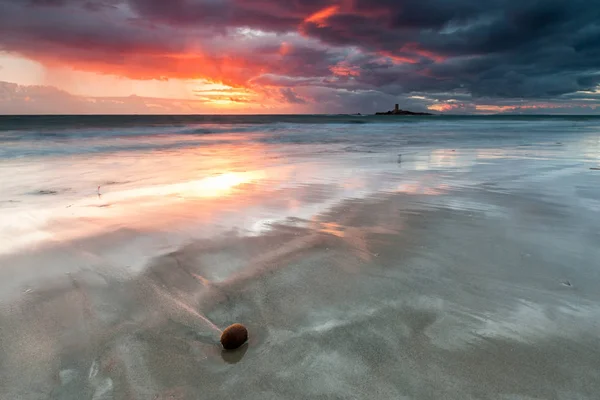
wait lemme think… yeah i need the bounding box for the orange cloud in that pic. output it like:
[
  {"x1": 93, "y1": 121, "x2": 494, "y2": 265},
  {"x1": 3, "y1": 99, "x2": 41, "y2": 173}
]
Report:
[
  {"x1": 400, "y1": 43, "x2": 447, "y2": 63},
  {"x1": 304, "y1": 5, "x2": 340, "y2": 27},
  {"x1": 330, "y1": 62, "x2": 360, "y2": 77},
  {"x1": 429, "y1": 103, "x2": 457, "y2": 112},
  {"x1": 279, "y1": 42, "x2": 293, "y2": 56},
  {"x1": 380, "y1": 52, "x2": 419, "y2": 64},
  {"x1": 475, "y1": 103, "x2": 565, "y2": 113},
  {"x1": 475, "y1": 105, "x2": 513, "y2": 113},
  {"x1": 378, "y1": 45, "x2": 447, "y2": 65},
  {"x1": 21, "y1": 49, "x2": 266, "y2": 89},
  {"x1": 427, "y1": 102, "x2": 474, "y2": 113}
]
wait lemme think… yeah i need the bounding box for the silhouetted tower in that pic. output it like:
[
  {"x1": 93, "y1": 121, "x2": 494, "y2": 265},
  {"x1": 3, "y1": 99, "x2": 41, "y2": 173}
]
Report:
[{"x1": 394, "y1": 104, "x2": 399, "y2": 112}]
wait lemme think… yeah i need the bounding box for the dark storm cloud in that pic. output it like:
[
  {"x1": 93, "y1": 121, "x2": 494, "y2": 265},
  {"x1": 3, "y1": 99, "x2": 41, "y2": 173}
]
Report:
[
  {"x1": 0, "y1": 0, "x2": 599, "y2": 110},
  {"x1": 298, "y1": 0, "x2": 600, "y2": 98},
  {"x1": 126, "y1": 0, "x2": 325, "y2": 32}
]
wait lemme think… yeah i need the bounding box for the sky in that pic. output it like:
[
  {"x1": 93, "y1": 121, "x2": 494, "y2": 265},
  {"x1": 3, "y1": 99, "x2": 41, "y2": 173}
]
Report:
[{"x1": 0, "y1": 0, "x2": 599, "y2": 114}]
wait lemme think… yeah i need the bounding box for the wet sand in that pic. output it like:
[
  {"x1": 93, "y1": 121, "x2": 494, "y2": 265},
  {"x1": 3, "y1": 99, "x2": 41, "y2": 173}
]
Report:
[
  {"x1": 2, "y1": 188, "x2": 600, "y2": 399},
  {"x1": 1, "y1": 119, "x2": 600, "y2": 399}
]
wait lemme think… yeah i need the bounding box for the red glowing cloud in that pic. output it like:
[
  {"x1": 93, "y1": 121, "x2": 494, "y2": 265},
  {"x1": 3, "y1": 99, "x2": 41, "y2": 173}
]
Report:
[{"x1": 304, "y1": 5, "x2": 340, "y2": 27}]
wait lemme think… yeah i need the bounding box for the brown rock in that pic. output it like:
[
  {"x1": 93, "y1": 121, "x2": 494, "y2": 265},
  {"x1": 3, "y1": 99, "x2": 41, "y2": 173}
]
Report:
[{"x1": 220, "y1": 324, "x2": 248, "y2": 350}]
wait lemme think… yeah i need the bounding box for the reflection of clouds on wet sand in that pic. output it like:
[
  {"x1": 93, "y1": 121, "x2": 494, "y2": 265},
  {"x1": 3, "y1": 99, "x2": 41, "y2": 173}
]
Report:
[
  {"x1": 2, "y1": 121, "x2": 600, "y2": 399},
  {"x1": 4, "y1": 183, "x2": 600, "y2": 399},
  {"x1": 0, "y1": 142, "x2": 397, "y2": 257}
]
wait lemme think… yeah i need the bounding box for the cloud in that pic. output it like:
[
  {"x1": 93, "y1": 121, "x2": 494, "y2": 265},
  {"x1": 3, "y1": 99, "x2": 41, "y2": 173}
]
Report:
[
  {"x1": 0, "y1": 0, "x2": 599, "y2": 112},
  {"x1": 0, "y1": 80, "x2": 289, "y2": 114},
  {"x1": 279, "y1": 88, "x2": 307, "y2": 104},
  {"x1": 1, "y1": 80, "x2": 598, "y2": 115}
]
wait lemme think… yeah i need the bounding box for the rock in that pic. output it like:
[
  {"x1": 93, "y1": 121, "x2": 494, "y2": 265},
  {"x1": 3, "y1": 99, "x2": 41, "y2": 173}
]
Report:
[
  {"x1": 375, "y1": 110, "x2": 433, "y2": 116},
  {"x1": 220, "y1": 324, "x2": 248, "y2": 350},
  {"x1": 375, "y1": 104, "x2": 432, "y2": 116}
]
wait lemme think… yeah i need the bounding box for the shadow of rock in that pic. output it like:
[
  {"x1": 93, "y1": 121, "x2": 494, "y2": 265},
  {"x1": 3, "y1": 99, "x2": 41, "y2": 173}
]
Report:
[{"x1": 220, "y1": 342, "x2": 249, "y2": 364}]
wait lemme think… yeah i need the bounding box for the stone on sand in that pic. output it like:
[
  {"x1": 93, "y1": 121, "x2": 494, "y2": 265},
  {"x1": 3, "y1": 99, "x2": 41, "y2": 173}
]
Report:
[{"x1": 220, "y1": 324, "x2": 248, "y2": 350}]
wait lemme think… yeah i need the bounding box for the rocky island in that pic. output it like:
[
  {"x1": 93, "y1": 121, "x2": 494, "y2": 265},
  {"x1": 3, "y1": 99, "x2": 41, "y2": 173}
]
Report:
[{"x1": 375, "y1": 104, "x2": 433, "y2": 116}]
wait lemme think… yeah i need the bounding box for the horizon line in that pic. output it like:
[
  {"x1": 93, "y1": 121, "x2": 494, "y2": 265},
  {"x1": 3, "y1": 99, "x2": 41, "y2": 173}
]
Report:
[{"x1": 1, "y1": 113, "x2": 599, "y2": 117}]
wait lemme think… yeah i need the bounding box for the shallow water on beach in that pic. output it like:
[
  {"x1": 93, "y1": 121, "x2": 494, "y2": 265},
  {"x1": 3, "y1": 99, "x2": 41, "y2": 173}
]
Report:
[{"x1": 1, "y1": 116, "x2": 600, "y2": 399}]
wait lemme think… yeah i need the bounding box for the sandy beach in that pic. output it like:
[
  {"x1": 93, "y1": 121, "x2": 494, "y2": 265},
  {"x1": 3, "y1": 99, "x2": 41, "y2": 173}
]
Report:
[{"x1": 1, "y1": 116, "x2": 599, "y2": 399}]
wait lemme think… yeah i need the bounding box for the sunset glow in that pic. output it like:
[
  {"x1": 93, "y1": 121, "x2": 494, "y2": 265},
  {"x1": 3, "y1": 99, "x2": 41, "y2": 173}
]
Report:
[{"x1": 0, "y1": 0, "x2": 598, "y2": 114}]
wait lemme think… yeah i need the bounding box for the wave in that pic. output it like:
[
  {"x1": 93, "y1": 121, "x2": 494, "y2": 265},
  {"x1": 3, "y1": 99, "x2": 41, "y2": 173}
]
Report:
[
  {"x1": 2, "y1": 114, "x2": 600, "y2": 132},
  {"x1": 0, "y1": 114, "x2": 438, "y2": 133},
  {"x1": 2, "y1": 114, "x2": 600, "y2": 160}
]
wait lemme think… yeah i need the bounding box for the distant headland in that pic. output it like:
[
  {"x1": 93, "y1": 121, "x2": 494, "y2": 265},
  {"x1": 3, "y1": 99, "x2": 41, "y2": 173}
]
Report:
[{"x1": 375, "y1": 104, "x2": 433, "y2": 116}]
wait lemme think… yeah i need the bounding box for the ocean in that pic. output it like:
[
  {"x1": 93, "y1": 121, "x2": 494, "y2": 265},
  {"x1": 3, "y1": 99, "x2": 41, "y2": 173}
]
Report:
[{"x1": 1, "y1": 115, "x2": 599, "y2": 399}]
